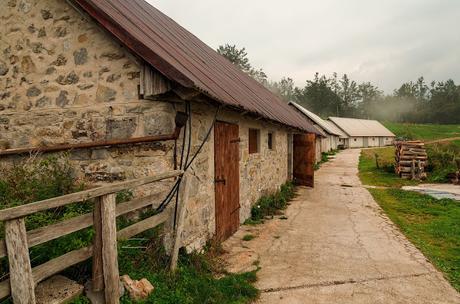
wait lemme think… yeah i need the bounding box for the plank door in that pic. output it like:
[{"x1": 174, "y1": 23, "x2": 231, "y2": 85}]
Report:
[
  {"x1": 214, "y1": 121, "x2": 240, "y2": 241},
  {"x1": 293, "y1": 133, "x2": 315, "y2": 187},
  {"x1": 363, "y1": 137, "x2": 369, "y2": 148}
]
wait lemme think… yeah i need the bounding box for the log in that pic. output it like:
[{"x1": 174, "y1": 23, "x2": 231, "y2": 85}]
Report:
[
  {"x1": 0, "y1": 170, "x2": 183, "y2": 221},
  {"x1": 170, "y1": 173, "x2": 190, "y2": 271},
  {"x1": 117, "y1": 211, "x2": 169, "y2": 241},
  {"x1": 100, "y1": 194, "x2": 120, "y2": 304},
  {"x1": 4, "y1": 218, "x2": 36, "y2": 304},
  {"x1": 92, "y1": 197, "x2": 104, "y2": 292}
]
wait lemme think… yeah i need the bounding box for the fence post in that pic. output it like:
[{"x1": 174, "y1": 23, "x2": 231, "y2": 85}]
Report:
[
  {"x1": 100, "y1": 193, "x2": 120, "y2": 304},
  {"x1": 170, "y1": 173, "x2": 190, "y2": 271},
  {"x1": 92, "y1": 197, "x2": 104, "y2": 292},
  {"x1": 5, "y1": 218, "x2": 36, "y2": 304}
]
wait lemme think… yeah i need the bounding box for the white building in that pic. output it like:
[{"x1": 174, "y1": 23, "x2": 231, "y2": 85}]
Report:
[
  {"x1": 328, "y1": 117, "x2": 395, "y2": 148},
  {"x1": 289, "y1": 102, "x2": 342, "y2": 155}
]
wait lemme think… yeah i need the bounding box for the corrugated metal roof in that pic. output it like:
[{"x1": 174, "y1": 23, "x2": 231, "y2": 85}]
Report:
[
  {"x1": 328, "y1": 117, "x2": 395, "y2": 137},
  {"x1": 323, "y1": 120, "x2": 349, "y2": 139},
  {"x1": 74, "y1": 0, "x2": 319, "y2": 134},
  {"x1": 289, "y1": 102, "x2": 341, "y2": 136}
]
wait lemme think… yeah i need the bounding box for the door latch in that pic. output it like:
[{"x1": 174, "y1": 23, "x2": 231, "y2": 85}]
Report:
[{"x1": 215, "y1": 178, "x2": 226, "y2": 185}]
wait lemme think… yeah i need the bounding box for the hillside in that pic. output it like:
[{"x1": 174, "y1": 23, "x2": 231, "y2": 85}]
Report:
[{"x1": 384, "y1": 122, "x2": 460, "y2": 141}]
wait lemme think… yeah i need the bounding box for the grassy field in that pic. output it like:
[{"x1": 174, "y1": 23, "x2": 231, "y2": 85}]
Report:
[
  {"x1": 360, "y1": 143, "x2": 460, "y2": 292},
  {"x1": 359, "y1": 147, "x2": 418, "y2": 188},
  {"x1": 384, "y1": 122, "x2": 460, "y2": 141},
  {"x1": 369, "y1": 188, "x2": 460, "y2": 291}
]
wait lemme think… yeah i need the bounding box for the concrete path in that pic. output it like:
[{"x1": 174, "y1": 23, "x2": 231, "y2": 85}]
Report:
[{"x1": 222, "y1": 149, "x2": 460, "y2": 303}]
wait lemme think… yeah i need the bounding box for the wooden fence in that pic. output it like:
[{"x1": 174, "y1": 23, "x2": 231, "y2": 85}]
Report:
[{"x1": 0, "y1": 170, "x2": 188, "y2": 304}]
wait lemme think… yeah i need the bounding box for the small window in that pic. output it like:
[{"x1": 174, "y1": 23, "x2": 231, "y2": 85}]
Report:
[
  {"x1": 249, "y1": 128, "x2": 260, "y2": 154},
  {"x1": 386, "y1": 138, "x2": 389, "y2": 140},
  {"x1": 268, "y1": 132, "x2": 274, "y2": 150},
  {"x1": 354, "y1": 138, "x2": 357, "y2": 142}
]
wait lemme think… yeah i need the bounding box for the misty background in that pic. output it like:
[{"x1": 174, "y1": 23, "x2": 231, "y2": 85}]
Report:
[{"x1": 150, "y1": 0, "x2": 460, "y2": 124}]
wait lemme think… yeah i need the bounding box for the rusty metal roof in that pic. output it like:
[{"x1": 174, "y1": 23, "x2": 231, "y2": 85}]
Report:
[{"x1": 74, "y1": 0, "x2": 319, "y2": 133}]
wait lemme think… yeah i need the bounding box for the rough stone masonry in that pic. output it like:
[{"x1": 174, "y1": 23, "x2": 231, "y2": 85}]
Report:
[{"x1": 0, "y1": 0, "x2": 293, "y2": 250}]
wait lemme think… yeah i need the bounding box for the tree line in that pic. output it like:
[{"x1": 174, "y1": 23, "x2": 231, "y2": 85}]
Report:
[{"x1": 217, "y1": 44, "x2": 460, "y2": 124}]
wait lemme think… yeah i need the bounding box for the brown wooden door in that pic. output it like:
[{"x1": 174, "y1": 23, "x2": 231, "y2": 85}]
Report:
[
  {"x1": 214, "y1": 121, "x2": 240, "y2": 241},
  {"x1": 293, "y1": 133, "x2": 315, "y2": 187}
]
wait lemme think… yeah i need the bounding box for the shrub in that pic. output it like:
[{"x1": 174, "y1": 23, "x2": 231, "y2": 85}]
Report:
[{"x1": 426, "y1": 144, "x2": 459, "y2": 182}]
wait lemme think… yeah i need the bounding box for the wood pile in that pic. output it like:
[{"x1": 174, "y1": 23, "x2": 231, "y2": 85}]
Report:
[{"x1": 395, "y1": 141, "x2": 427, "y2": 180}]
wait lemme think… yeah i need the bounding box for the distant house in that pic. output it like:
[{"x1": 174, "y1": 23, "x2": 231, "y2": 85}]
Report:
[
  {"x1": 289, "y1": 102, "x2": 341, "y2": 161},
  {"x1": 0, "y1": 0, "x2": 320, "y2": 249},
  {"x1": 328, "y1": 117, "x2": 395, "y2": 148}
]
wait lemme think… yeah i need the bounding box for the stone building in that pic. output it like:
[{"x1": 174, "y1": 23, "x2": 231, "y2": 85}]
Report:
[{"x1": 0, "y1": 0, "x2": 318, "y2": 249}]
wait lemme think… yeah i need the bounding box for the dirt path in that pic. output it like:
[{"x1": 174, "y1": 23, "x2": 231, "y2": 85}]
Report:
[
  {"x1": 222, "y1": 149, "x2": 460, "y2": 303},
  {"x1": 425, "y1": 137, "x2": 460, "y2": 144}
]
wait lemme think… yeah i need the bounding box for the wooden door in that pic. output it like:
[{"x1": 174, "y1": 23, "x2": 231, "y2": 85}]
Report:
[
  {"x1": 214, "y1": 122, "x2": 240, "y2": 241},
  {"x1": 363, "y1": 137, "x2": 369, "y2": 148},
  {"x1": 293, "y1": 133, "x2": 315, "y2": 187}
]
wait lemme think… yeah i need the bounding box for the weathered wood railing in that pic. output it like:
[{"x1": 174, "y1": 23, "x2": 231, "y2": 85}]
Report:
[{"x1": 0, "y1": 170, "x2": 186, "y2": 304}]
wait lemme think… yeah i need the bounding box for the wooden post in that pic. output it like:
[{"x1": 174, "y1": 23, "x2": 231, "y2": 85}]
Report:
[
  {"x1": 5, "y1": 218, "x2": 36, "y2": 304},
  {"x1": 92, "y1": 197, "x2": 104, "y2": 292},
  {"x1": 100, "y1": 194, "x2": 120, "y2": 304},
  {"x1": 170, "y1": 173, "x2": 190, "y2": 271}
]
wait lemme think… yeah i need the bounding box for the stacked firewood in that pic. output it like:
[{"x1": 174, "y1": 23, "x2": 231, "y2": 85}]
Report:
[{"x1": 395, "y1": 141, "x2": 427, "y2": 180}]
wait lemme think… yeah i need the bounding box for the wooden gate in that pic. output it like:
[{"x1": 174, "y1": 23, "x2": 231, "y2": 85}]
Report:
[
  {"x1": 293, "y1": 133, "x2": 315, "y2": 187},
  {"x1": 214, "y1": 122, "x2": 240, "y2": 241}
]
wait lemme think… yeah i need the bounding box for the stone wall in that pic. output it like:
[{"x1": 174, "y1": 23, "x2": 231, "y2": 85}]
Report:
[
  {"x1": 0, "y1": 0, "x2": 176, "y2": 189},
  {"x1": 0, "y1": 0, "x2": 293, "y2": 251},
  {"x1": 177, "y1": 103, "x2": 290, "y2": 250}
]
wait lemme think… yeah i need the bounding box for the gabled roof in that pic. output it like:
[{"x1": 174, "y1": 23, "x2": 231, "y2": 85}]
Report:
[
  {"x1": 328, "y1": 117, "x2": 395, "y2": 137},
  {"x1": 289, "y1": 102, "x2": 341, "y2": 136},
  {"x1": 323, "y1": 120, "x2": 349, "y2": 139},
  {"x1": 74, "y1": 0, "x2": 319, "y2": 134}
]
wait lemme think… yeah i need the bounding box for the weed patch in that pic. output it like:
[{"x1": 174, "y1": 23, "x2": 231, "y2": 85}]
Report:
[
  {"x1": 247, "y1": 181, "x2": 295, "y2": 223},
  {"x1": 242, "y1": 234, "x2": 255, "y2": 241},
  {"x1": 116, "y1": 229, "x2": 259, "y2": 304}
]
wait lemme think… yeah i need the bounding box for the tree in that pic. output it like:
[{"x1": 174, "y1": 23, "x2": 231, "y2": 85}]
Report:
[
  {"x1": 217, "y1": 44, "x2": 252, "y2": 72},
  {"x1": 217, "y1": 44, "x2": 268, "y2": 84},
  {"x1": 357, "y1": 82, "x2": 383, "y2": 119},
  {"x1": 269, "y1": 77, "x2": 295, "y2": 102},
  {"x1": 338, "y1": 74, "x2": 360, "y2": 116}
]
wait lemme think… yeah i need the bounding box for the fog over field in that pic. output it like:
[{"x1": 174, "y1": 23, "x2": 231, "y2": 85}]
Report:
[{"x1": 150, "y1": 0, "x2": 460, "y2": 93}]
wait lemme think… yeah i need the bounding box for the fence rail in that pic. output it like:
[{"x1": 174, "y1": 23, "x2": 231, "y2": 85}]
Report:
[{"x1": 0, "y1": 170, "x2": 186, "y2": 304}]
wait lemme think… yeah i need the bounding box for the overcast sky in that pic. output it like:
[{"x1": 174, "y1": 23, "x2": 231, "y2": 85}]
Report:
[{"x1": 149, "y1": 0, "x2": 460, "y2": 93}]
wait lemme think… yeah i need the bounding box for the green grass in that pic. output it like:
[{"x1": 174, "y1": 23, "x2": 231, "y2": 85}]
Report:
[
  {"x1": 242, "y1": 234, "x2": 255, "y2": 241},
  {"x1": 117, "y1": 232, "x2": 259, "y2": 304},
  {"x1": 368, "y1": 188, "x2": 460, "y2": 291},
  {"x1": 246, "y1": 181, "x2": 295, "y2": 223},
  {"x1": 70, "y1": 230, "x2": 259, "y2": 304},
  {"x1": 384, "y1": 122, "x2": 460, "y2": 141},
  {"x1": 359, "y1": 147, "x2": 418, "y2": 188}
]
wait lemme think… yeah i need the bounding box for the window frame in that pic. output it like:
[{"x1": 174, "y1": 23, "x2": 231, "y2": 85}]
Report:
[
  {"x1": 267, "y1": 132, "x2": 274, "y2": 150},
  {"x1": 248, "y1": 128, "x2": 260, "y2": 154}
]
